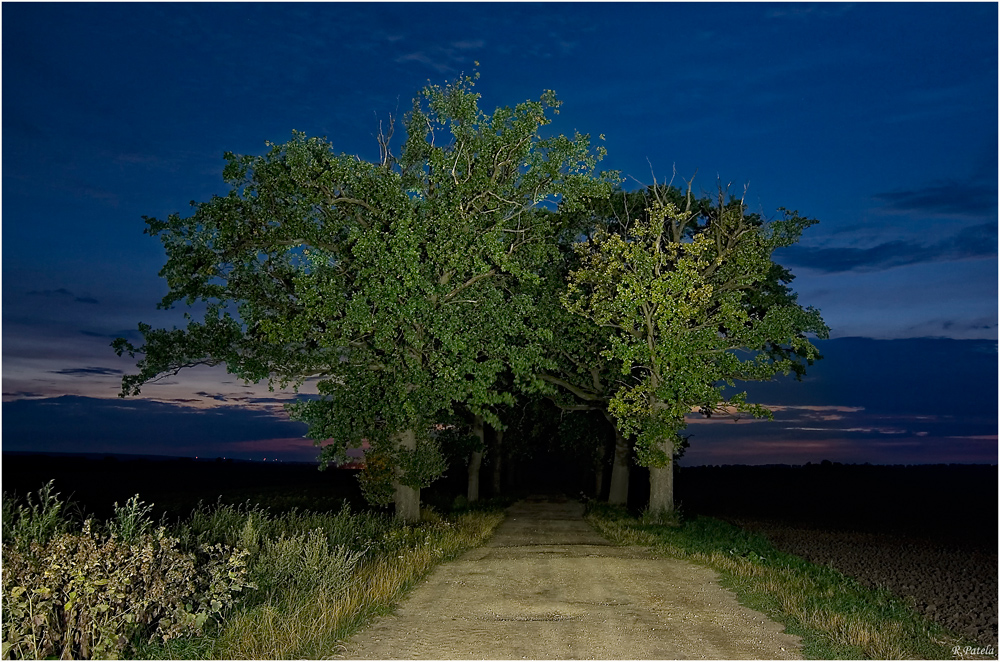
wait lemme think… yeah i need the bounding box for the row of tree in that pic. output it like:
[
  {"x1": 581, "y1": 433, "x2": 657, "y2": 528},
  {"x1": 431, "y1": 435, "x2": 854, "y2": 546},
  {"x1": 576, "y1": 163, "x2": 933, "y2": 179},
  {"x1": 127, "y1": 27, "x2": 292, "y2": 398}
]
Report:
[{"x1": 114, "y1": 72, "x2": 827, "y2": 521}]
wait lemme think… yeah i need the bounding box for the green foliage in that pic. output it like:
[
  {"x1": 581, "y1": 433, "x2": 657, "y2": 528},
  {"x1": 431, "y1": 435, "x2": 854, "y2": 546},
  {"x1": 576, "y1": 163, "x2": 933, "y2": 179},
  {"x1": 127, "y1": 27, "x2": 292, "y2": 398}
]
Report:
[
  {"x1": 1, "y1": 521, "x2": 249, "y2": 660},
  {"x1": 113, "y1": 72, "x2": 616, "y2": 510},
  {"x1": 563, "y1": 186, "x2": 828, "y2": 469},
  {"x1": 356, "y1": 449, "x2": 398, "y2": 507}
]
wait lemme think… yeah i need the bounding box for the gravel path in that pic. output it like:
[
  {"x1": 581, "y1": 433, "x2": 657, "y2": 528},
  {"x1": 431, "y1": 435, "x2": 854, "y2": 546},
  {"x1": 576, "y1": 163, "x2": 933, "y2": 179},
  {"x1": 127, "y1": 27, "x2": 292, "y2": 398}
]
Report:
[{"x1": 342, "y1": 495, "x2": 801, "y2": 659}]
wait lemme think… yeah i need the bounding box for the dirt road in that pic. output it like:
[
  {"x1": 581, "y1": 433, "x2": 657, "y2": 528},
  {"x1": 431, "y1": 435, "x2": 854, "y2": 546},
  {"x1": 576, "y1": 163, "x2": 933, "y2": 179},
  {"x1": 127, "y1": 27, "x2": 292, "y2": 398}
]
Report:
[{"x1": 342, "y1": 494, "x2": 802, "y2": 659}]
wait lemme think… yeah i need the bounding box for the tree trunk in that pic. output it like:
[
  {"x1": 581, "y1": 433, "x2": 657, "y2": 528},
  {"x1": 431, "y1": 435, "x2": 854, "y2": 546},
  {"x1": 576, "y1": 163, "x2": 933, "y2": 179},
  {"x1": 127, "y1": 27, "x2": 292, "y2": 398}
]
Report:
[
  {"x1": 393, "y1": 429, "x2": 420, "y2": 522},
  {"x1": 490, "y1": 426, "x2": 504, "y2": 496},
  {"x1": 605, "y1": 413, "x2": 630, "y2": 505},
  {"x1": 467, "y1": 414, "x2": 485, "y2": 503},
  {"x1": 647, "y1": 452, "x2": 674, "y2": 517}
]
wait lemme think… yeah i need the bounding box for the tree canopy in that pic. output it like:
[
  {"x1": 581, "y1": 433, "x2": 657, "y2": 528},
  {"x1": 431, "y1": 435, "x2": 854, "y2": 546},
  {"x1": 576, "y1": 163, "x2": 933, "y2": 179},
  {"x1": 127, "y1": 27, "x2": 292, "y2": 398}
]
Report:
[
  {"x1": 561, "y1": 183, "x2": 828, "y2": 514},
  {"x1": 114, "y1": 72, "x2": 826, "y2": 520},
  {"x1": 114, "y1": 72, "x2": 616, "y2": 520}
]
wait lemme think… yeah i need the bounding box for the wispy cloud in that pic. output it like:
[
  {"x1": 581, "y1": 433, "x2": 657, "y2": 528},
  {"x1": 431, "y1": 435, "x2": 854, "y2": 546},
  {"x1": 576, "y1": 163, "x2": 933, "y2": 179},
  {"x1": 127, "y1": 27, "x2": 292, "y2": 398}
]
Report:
[
  {"x1": 2, "y1": 391, "x2": 47, "y2": 399},
  {"x1": 195, "y1": 391, "x2": 229, "y2": 402},
  {"x1": 49, "y1": 366, "x2": 124, "y2": 377},
  {"x1": 777, "y1": 222, "x2": 997, "y2": 273},
  {"x1": 80, "y1": 329, "x2": 142, "y2": 339},
  {"x1": 395, "y1": 39, "x2": 485, "y2": 74},
  {"x1": 28, "y1": 288, "x2": 74, "y2": 297},
  {"x1": 783, "y1": 426, "x2": 908, "y2": 435},
  {"x1": 27, "y1": 288, "x2": 100, "y2": 304},
  {"x1": 1, "y1": 396, "x2": 314, "y2": 461},
  {"x1": 766, "y1": 4, "x2": 855, "y2": 20},
  {"x1": 395, "y1": 51, "x2": 454, "y2": 73},
  {"x1": 875, "y1": 181, "x2": 997, "y2": 217}
]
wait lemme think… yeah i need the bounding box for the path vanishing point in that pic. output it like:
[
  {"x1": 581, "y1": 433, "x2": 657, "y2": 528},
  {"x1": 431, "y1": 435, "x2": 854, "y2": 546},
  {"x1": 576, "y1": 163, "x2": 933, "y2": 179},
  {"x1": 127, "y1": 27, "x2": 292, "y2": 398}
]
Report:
[{"x1": 342, "y1": 494, "x2": 802, "y2": 659}]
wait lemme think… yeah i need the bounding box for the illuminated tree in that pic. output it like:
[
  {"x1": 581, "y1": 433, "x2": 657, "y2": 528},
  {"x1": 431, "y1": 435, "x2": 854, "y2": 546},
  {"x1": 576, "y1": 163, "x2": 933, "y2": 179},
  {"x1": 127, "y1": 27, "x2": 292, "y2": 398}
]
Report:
[
  {"x1": 562, "y1": 183, "x2": 828, "y2": 517},
  {"x1": 114, "y1": 72, "x2": 614, "y2": 520}
]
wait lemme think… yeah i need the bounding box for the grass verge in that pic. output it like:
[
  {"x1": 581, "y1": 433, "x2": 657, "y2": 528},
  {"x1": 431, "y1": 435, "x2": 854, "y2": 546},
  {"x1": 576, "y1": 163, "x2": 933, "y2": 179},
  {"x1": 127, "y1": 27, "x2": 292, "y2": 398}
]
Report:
[
  {"x1": 586, "y1": 503, "x2": 977, "y2": 660},
  {"x1": 146, "y1": 508, "x2": 505, "y2": 659}
]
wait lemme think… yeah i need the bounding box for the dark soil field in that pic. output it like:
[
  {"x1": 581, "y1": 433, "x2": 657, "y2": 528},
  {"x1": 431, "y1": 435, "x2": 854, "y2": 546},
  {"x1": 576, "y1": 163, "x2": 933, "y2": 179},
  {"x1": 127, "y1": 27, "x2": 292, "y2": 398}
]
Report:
[{"x1": 673, "y1": 463, "x2": 998, "y2": 651}]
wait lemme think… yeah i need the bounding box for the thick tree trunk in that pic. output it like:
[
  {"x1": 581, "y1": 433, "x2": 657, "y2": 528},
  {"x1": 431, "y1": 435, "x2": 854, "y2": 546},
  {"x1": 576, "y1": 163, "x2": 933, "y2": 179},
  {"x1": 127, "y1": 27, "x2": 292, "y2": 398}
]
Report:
[
  {"x1": 467, "y1": 414, "x2": 485, "y2": 503},
  {"x1": 605, "y1": 413, "x2": 630, "y2": 505},
  {"x1": 594, "y1": 465, "x2": 605, "y2": 499},
  {"x1": 490, "y1": 426, "x2": 504, "y2": 496},
  {"x1": 393, "y1": 429, "x2": 420, "y2": 522},
  {"x1": 647, "y1": 451, "x2": 674, "y2": 517}
]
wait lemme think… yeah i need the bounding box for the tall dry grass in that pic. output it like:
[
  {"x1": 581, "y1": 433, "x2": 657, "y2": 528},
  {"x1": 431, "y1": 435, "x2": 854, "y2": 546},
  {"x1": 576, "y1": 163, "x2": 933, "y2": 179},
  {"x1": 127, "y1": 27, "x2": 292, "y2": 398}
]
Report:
[{"x1": 210, "y1": 510, "x2": 505, "y2": 659}]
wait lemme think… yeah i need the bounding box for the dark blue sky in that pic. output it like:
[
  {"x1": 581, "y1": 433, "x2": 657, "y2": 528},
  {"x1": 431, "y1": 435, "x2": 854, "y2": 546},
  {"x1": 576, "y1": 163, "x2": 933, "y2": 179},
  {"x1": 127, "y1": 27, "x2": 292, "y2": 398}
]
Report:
[{"x1": 3, "y1": 3, "x2": 997, "y2": 464}]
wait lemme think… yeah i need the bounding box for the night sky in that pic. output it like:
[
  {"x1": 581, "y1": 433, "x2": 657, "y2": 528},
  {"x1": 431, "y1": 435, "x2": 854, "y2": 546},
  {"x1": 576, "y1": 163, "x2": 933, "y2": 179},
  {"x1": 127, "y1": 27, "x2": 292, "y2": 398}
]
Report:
[{"x1": 3, "y1": 3, "x2": 997, "y2": 465}]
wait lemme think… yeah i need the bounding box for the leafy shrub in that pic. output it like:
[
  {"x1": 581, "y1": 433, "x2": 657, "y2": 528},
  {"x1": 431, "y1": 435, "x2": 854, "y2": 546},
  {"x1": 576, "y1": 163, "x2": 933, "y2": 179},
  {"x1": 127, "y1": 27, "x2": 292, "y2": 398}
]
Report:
[{"x1": 2, "y1": 521, "x2": 249, "y2": 659}]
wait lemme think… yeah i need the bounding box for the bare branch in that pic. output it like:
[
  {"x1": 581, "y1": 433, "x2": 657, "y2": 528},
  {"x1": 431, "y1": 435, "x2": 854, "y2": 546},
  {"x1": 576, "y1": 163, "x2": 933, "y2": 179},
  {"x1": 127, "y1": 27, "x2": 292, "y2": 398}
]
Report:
[
  {"x1": 547, "y1": 397, "x2": 603, "y2": 412},
  {"x1": 376, "y1": 112, "x2": 396, "y2": 169},
  {"x1": 538, "y1": 373, "x2": 607, "y2": 404},
  {"x1": 441, "y1": 268, "x2": 496, "y2": 303}
]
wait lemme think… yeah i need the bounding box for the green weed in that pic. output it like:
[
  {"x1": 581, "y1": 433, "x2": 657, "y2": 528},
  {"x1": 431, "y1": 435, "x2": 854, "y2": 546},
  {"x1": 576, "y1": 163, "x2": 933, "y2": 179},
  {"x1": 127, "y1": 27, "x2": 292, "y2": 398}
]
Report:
[
  {"x1": 109, "y1": 494, "x2": 155, "y2": 543},
  {"x1": 2, "y1": 481, "x2": 73, "y2": 550}
]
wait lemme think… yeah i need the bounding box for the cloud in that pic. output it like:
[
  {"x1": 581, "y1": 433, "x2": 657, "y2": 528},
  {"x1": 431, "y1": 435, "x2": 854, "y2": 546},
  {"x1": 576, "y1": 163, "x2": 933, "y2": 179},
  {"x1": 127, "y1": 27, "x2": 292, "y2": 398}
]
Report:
[
  {"x1": 67, "y1": 184, "x2": 120, "y2": 208},
  {"x1": 1, "y1": 395, "x2": 311, "y2": 460},
  {"x1": 395, "y1": 51, "x2": 454, "y2": 73},
  {"x1": 49, "y1": 367, "x2": 125, "y2": 377},
  {"x1": 777, "y1": 222, "x2": 997, "y2": 273},
  {"x1": 395, "y1": 40, "x2": 483, "y2": 74},
  {"x1": 766, "y1": 4, "x2": 854, "y2": 20},
  {"x1": 195, "y1": 391, "x2": 229, "y2": 402},
  {"x1": 2, "y1": 391, "x2": 46, "y2": 399},
  {"x1": 783, "y1": 426, "x2": 908, "y2": 435},
  {"x1": 26, "y1": 288, "x2": 99, "y2": 304},
  {"x1": 875, "y1": 181, "x2": 998, "y2": 217},
  {"x1": 28, "y1": 288, "x2": 74, "y2": 297},
  {"x1": 676, "y1": 337, "x2": 998, "y2": 464},
  {"x1": 80, "y1": 329, "x2": 144, "y2": 340}
]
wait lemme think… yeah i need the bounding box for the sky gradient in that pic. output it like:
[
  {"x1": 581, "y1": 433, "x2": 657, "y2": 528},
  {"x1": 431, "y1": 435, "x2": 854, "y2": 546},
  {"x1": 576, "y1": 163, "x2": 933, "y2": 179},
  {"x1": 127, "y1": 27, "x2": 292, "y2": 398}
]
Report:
[{"x1": 3, "y1": 3, "x2": 997, "y2": 465}]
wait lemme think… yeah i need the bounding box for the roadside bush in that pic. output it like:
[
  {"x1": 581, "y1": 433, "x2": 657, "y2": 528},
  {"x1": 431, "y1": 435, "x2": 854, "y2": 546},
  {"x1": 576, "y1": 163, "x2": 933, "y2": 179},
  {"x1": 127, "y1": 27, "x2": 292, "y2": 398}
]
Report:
[{"x1": 1, "y1": 486, "x2": 251, "y2": 660}]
